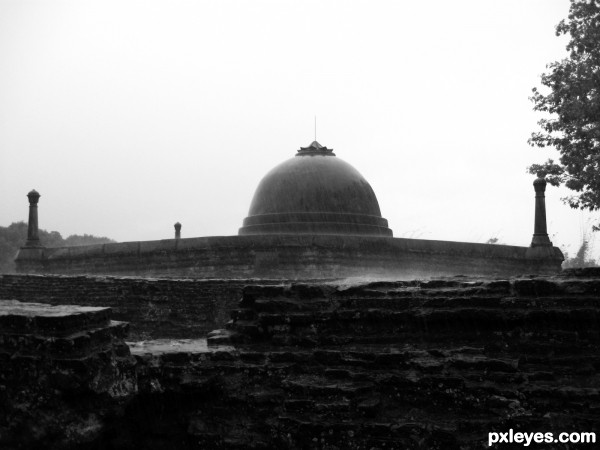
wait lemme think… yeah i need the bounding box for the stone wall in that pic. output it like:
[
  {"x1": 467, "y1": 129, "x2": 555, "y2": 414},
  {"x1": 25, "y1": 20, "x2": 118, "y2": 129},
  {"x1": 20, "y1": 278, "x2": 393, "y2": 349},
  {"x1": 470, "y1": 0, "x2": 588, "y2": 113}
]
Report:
[
  {"x1": 2, "y1": 270, "x2": 600, "y2": 449},
  {"x1": 136, "y1": 273, "x2": 600, "y2": 448},
  {"x1": 16, "y1": 234, "x2": 564, "y2": 279},
  {"x1": 0, "y1": 274, "x2": 283, "y2": 340},
  {"x1": 0, "y1": 300, "x2": 136, "y2": 449}
]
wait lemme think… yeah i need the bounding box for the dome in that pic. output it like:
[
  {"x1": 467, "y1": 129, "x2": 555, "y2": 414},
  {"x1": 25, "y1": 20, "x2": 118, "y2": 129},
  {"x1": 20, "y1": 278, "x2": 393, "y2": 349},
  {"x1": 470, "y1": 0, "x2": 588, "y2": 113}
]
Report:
[{"x1": 238, "y1": 141, "x2": 393, "y2": 237}]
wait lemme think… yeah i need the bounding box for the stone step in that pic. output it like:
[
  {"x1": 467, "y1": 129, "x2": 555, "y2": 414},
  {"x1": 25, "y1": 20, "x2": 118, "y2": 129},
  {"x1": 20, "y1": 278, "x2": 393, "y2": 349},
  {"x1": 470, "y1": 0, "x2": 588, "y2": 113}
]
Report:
[
  {"x1": 0, "y1": 300, "x2": 112, "y2": 337},
  {"x1": 281, "y1": 376, "x2": 374, "y2": 398},
  {"x1": 349, "y1": 295, "x2": 600, "y2": 309},
  {"x1": 226, "y1": 306, "x2": 600, "y2": 345},
  {"x1": 252, "y1": 297, "x2": 332, "y2": 313},
  {"x1": 244, "y1": 293, "x2": 600, "y2": 311},
  {"x1": 513, "y1": 278, "x2": 600, "y2": 296},
  {"x1": 239, "y1": 303, "x2": 600, "y2": 319},
  {"x1": 240, "y1": 278, "x2": 600, "y2": 304},
  {"x1": 0, "y1": 320, "x2": 129, "y2": 358},
  {"x1": 171, "y1": 343, "x2": 600, "y2": 382}
]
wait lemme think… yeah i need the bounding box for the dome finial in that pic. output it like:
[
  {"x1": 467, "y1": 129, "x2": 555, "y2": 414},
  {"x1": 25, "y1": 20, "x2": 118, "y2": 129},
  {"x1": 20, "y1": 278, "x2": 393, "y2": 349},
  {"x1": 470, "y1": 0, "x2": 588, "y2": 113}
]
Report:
[{"x1": 297, "y1": 140, "x2": 335, "y2": 156}]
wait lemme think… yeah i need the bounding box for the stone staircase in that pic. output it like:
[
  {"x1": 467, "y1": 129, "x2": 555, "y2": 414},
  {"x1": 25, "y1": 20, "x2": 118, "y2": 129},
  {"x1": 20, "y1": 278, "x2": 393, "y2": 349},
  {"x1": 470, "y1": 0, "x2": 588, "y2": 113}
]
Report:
[
  {"x1": 219, "y1": 277, "x2": 600, "y2": 346},
  {"x1": 155, "y1": 276, "x2": 598, "y2": 448}
]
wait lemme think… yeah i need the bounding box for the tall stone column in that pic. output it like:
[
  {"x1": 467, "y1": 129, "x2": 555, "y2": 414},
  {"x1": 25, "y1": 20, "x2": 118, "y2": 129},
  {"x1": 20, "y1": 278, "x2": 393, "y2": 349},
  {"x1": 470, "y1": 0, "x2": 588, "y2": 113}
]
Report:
[
  {"x1": 530, "y1": 174, "x2": 553, "y2": 247},
  {"x1": 174, "y1": 222, "x2": 181, "y2": 239},
  {"x1": 26, "y1": 190, "x2": 41, "y2": 248}
]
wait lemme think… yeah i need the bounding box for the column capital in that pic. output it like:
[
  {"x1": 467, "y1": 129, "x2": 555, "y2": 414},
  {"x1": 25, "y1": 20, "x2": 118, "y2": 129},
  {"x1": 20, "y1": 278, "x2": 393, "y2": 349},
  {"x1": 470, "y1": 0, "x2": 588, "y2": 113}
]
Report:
[
  {"x1": 533, "y1": 173, "x2": 547, "y2": 194},
  {"x1": 27, "y1": 189, "x2": 41, "y2": 205}
]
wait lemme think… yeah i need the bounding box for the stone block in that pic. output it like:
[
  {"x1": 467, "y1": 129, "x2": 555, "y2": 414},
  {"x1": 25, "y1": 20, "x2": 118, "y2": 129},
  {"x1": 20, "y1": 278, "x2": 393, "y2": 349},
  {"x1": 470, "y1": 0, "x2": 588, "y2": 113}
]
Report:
[{"x1": 0, "y1": 300, "x2": 111, "y2": 337}]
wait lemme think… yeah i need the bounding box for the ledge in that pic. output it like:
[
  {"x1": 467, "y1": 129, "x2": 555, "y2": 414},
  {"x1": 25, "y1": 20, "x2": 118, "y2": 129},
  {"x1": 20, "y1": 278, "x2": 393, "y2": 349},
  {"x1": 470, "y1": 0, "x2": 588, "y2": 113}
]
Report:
[{"x1": 16, "y1": 234, "x2": 564, "y2": 279}]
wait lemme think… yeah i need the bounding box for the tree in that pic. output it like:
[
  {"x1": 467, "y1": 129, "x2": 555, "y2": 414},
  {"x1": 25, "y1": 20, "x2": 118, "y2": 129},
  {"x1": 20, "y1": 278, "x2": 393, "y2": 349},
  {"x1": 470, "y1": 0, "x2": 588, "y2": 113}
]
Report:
[
  {"x1": 562, "y1": 239, "x2": 599, "y2": 267},
  {"x1": 0, "y1": 222, "x2": 115, "y2": 273},
  {"x1": 528, "y1": 0, "x2": 600, "y2": 228}
]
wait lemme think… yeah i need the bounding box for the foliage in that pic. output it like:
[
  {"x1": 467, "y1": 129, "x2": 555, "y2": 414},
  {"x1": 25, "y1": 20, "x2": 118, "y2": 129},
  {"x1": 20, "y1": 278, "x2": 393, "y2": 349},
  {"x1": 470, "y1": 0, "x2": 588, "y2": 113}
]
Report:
[
  {"x1": 528, "y1": 0, "x2": 600, "y2": 228},
  {"x1": 0, "y1": 222, "x2": 115, "y2": 273},
  {"x1": 562, "y1": 239, "x2": 599, "y2": 268}
]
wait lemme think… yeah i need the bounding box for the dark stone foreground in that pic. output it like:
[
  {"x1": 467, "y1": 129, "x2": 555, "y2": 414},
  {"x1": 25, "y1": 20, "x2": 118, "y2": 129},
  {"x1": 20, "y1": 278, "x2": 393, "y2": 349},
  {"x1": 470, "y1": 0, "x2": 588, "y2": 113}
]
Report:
[
  {"x1": 1, "y1": 271, "x2": 600, "y2": 449},
  {"x1": 0, "y1": 274, "x2": 285, "y2": 340}
]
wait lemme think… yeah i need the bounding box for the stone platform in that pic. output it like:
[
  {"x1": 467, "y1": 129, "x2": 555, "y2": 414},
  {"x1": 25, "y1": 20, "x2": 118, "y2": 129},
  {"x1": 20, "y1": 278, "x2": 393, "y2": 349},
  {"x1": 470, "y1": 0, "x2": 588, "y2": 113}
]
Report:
[{"x1": 16, "y1": 234, "x2": 563, "y2": 279}]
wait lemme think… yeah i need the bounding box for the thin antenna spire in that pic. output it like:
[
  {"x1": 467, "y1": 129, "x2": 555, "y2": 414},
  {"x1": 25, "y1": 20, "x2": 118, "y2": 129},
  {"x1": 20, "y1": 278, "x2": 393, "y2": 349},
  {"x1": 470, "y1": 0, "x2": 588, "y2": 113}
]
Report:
[{"x1": 314, "y1": 115, "x2": 317, "y2": 141}]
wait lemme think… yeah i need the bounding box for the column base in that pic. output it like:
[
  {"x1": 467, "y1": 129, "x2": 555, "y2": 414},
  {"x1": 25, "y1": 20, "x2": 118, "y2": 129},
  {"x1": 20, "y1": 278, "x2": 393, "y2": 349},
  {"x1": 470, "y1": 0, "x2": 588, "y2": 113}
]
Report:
[
  {"x1": 14, "y1": 247, "x2": 45, "y2": 273},
  {"x1": 531, "y1": 234, "x2": 553, "y2": 247}
]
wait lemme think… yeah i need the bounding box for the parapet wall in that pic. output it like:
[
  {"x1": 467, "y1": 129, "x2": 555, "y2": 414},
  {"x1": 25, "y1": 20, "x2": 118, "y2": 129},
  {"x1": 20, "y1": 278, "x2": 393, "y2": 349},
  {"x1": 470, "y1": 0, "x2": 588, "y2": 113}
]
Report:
[
  {"x1": 0, "y1": 274, "x2": 282, "y2": 340},
  {"x1": 15, "y1": 234, "x2": 564, "y2": 279}
]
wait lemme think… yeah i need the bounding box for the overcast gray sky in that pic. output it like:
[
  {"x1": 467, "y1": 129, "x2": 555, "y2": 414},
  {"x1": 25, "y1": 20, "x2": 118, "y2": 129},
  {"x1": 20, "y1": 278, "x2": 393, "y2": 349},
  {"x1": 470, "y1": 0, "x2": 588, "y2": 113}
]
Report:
[{"x1": 1, "y1": 0, "x2": 595, "y2": 259}]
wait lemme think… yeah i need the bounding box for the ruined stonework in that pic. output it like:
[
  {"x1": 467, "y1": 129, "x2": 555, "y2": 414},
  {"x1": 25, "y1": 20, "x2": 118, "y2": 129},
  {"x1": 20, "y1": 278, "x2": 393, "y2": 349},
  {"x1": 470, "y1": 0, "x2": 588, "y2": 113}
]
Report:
[
  {"x1": 0, "y1": 274, "x2": 284, "y2": 340},
  {"x1": 1, "y1": 270, "x2": 599, "y2": 449},
  {"x1": 0, "y1": 301, "x2": 136, "y2": 448}
]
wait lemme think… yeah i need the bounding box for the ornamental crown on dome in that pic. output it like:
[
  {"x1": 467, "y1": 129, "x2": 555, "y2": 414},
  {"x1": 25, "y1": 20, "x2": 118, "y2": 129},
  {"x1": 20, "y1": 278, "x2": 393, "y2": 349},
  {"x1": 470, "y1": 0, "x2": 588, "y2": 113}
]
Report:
[{"x1": 296, "y1": 141, "x2": 336, "y2": 156}]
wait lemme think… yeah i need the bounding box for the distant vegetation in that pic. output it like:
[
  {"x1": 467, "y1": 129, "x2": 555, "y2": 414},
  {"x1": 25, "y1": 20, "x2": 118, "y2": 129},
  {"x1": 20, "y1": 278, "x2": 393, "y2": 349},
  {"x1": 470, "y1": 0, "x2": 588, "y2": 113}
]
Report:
[
  {"x1": 0, "y1": 222, "x2": 115, "y2": 273},
  {"x1": 485, "y1": 234, "x2": 599, "y2": 269},
  {"x1": 562, "y1": 239, "x2": 598, "y2": 269}
]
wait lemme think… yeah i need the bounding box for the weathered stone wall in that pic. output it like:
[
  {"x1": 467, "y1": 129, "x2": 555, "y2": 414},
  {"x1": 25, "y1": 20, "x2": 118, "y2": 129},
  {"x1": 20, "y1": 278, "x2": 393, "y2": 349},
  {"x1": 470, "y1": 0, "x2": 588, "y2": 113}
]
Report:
[
  {"x1": 115, "y1": 273, "x2": 600, "y2": 448},
  {"x1": 0, "y1": 300, "x2": 137, "y2": 449},
  {"x1": 2, "y1": 271, "x2": 600, "y2": 449},
  {"x1": 15, "y1": 234, "x2": 564, "y2": 279},
  {"x1": 0, "y1": 274, "x2": 283, "y2": 340}
]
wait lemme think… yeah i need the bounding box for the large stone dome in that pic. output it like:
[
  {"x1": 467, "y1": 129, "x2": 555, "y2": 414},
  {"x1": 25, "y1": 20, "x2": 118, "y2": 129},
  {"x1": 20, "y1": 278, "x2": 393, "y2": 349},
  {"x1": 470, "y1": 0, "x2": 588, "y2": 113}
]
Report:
[{"x1": 238, "y1": 141, "x2": 393, "y2": 236}]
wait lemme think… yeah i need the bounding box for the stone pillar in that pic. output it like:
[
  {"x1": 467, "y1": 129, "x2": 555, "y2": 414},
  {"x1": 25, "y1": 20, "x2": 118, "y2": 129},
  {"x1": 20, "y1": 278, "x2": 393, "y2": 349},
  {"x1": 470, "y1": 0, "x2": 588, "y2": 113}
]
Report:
[
  {"x1": 26, "y1": 190, "x2": 41, "y2": 248},
  {"x1": 530, "y1": 174, "x2": 552, "y2": 247},
  {"x1": 174, "y1": 222, "x2": 181, "y2": 239}
]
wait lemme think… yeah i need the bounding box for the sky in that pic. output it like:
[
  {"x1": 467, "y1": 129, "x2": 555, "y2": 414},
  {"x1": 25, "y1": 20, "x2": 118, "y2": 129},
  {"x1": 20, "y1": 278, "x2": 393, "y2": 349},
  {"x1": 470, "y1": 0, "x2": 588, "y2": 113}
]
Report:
[{"x1": 1, "y1": 0, "x2": 596, "y2": 260}]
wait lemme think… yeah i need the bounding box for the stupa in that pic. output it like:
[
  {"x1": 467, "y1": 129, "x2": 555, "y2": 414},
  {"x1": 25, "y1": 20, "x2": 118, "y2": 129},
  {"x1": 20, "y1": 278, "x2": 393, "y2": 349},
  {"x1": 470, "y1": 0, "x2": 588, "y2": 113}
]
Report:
[
  {"x1": 239, "y1": 141, "x2": 392, "y2": 237},
  {"x1": 15, "y1": 141, "x2": 563, "y2": 279}
]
